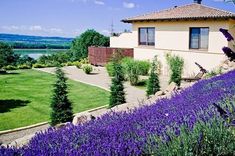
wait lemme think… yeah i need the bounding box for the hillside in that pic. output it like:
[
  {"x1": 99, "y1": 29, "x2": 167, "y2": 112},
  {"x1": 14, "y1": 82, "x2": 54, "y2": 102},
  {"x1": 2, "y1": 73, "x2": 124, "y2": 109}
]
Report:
[{"x1": 0, "y1": 33, "x2": 74, "y2": 49}]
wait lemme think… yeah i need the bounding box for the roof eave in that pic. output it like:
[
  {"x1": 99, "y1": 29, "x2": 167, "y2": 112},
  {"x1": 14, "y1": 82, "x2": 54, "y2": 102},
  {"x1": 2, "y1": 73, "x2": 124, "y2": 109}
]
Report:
[{"x1": 121, "y1": 16, "x2": 235, "y2": 23}]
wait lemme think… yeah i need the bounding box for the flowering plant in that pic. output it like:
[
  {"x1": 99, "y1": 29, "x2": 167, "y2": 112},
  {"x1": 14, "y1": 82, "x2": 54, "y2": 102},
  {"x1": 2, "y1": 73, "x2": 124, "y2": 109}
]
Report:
[{"x1": 219, "y1": 28, "x2": 235, "y2": 61}]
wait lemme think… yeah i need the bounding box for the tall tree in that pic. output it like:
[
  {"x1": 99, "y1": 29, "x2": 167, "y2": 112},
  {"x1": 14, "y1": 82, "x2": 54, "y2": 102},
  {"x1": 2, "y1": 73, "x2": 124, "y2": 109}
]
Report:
[
  {"x1": 146, "y1": 57, "x2": 160, "y2": 96},
  {"x1": 50, "y1": 68, "x2": 73, "y2": 126},
  {"x1": 71, "y1": 29, "x2": 110, "y2": 61},
  {"x1": 109, "y1": 62, "x2": 126, "y2": 108},
  {"x1": 0, "y1": 42, "x2": 18, "y2": 69}
]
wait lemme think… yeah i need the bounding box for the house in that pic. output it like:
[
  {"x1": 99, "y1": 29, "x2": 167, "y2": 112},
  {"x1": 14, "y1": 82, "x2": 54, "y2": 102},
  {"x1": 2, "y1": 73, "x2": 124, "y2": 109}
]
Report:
[{"x1": 110, "y1": 0, "x2": 235, "y2": 76}]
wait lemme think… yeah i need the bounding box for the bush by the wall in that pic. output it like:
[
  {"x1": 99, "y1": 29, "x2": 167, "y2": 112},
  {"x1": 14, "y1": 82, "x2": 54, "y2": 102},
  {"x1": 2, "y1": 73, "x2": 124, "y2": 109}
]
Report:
[
  {"x1": 146, "y1": 57, "x2": 160, "y2": 96},
  {"x1": 166, "y1": 54, "x2": 184, "y2": 86},
  {"x1": 136, "y1": 60, "x2": 150, "y2": 76},
  {"x1": 82, "y1": 64, "x2": 93, "y2": 74},
  {"x1": 109, "y1": 62, "x2": 126, "y2": 107},
  {"x1": 50, "y1": 68, "x2": 73, "y2": 126}
]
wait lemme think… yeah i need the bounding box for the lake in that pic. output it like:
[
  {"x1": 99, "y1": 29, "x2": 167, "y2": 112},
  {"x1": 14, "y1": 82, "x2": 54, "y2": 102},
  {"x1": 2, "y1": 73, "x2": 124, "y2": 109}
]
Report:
[{"x1": 14, "y1": 49, "x2": 69, "y2": 59}]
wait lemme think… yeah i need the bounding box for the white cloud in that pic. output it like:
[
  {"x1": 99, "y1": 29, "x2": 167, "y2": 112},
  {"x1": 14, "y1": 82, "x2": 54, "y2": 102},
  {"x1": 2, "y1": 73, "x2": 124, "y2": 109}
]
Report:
[
  {"x1": 29, "y1": 25, "x2": 43, "y2": 31},
  {"x1": 123, "y1": 2, "x2": 136, "y2": 9},
  {"x1": 1, "y1": 25, "x2": 19, "y2": 31},
  {"x1": 94, "y1": 0, "x2": 105, "y2": 5}
]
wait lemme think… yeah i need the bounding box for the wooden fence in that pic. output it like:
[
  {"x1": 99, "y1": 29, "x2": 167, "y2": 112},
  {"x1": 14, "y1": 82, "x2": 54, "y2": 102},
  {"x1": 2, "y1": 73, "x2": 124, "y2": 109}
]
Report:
[{"x1": 88, "y1": 47, "x2": 133, "y2": 66}]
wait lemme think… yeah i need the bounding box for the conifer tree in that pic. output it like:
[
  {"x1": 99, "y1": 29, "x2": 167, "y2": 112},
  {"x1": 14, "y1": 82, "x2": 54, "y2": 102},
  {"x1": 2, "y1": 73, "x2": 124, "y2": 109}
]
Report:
[
  {"x1": 109, "y1": 62, "x2": 126, "y2": 108},
  {"x1": 146, "y1": 58, "x2": 160, "y2": 96},
  {"x1": 50, "y1": 68, "x2": 73, "y2": 126}
]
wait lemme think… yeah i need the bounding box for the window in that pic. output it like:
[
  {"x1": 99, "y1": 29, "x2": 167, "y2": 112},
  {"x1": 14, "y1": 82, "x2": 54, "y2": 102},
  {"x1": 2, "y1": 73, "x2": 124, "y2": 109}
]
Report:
[
  {"x1": 189, "y1": 27, "x2": 209, "y2": 49},
  {"x1": 139, "y1": 27, "x2": 155, "y2": 46}
]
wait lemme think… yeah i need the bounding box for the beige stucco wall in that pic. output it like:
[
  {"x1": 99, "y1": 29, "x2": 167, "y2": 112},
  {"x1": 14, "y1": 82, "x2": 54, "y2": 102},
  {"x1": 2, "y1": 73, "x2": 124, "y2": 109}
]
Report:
[
  {"x1": 228, "y1": 19, "x2": 235, "y2": 52},
  {"x1": 110, "y1": 19, "x2": 232, "y2": 76},
  {"x1": 110, "y1": 32, "x2": 136, "y2": 48}
]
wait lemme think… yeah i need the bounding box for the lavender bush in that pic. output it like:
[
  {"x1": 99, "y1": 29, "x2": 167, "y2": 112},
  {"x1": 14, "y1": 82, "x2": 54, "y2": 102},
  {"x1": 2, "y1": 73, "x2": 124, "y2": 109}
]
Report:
[
  {"x1": 220, "y1": 28, "x2": 235, "y2": 61},
  {"x1": 1, "y1": 70, "x2": 235, "y2": 155}
]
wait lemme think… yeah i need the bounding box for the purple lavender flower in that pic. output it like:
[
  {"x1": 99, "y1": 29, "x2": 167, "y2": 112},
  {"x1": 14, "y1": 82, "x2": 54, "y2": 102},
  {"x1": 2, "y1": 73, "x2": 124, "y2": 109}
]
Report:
[
  {"x1": 222, "y1": 47, "x2": 235, "y2": 61},
  {"x1": 219, "y1": 28, "x2": 234, "y2": 41}
]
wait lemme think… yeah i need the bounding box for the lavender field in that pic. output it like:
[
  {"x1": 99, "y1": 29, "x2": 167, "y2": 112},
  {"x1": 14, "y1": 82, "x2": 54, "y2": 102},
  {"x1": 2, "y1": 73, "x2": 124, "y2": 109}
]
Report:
[{"x1": 1, "y1": 70, "x2": 235, "y2": 155}]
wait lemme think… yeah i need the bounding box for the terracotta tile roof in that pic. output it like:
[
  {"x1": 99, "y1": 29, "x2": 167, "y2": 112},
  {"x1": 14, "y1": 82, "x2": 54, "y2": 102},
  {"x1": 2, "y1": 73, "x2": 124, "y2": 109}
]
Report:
[{"x1": 122, "y1": 3, "x2": 235, "y2": 23}]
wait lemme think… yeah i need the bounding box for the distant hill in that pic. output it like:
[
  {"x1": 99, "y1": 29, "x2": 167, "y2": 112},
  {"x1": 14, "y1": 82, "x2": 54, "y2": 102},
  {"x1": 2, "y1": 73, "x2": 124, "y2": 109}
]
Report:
[{"x1": 0, "y1": 33, "x2": 74, "y2": 49}]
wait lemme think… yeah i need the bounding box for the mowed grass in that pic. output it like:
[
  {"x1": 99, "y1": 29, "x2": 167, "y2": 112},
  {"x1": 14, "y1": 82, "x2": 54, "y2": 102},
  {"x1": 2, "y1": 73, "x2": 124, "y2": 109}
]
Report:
[{"x1": 0, "y1": 69, "x2": 109, "y2": 131}]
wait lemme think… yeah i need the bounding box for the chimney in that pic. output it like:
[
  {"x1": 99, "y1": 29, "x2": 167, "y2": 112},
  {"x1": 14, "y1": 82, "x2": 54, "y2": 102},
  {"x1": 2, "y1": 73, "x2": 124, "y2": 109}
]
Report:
[{"x1": 194, "y1": 0, "x2": 202, "y2": 4}]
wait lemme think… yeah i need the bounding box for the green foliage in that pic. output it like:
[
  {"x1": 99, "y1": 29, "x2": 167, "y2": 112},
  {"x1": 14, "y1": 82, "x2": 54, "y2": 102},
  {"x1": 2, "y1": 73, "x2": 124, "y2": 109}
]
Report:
[
  {"x1": 33, "y1": 63, "x2": 46, "y2": 68},
  {"x1": 109, "y1": 62, "x2": 126, "y2": 107},
  {"x1": 166, "y1": 54, "x2": 184, "y2": 86},
  {"x1": 50, "y1": 68, "x2": 73, "y2": 126},
  {"x1": 37, "y1": 51, "x2": 72, "y2": 66},
  {"x1": 82, "y1": 64, "x2": 93, "y2": 74},
  {"x1": 0, "y1": 42, "x2": 18, "y2": 69},
  {"x1": 136, "y1": 60, "x2": 151, "y2": 76},
  {"x1": 106, "y1": 62, "x2": 115, "y2": 77},
  {"x1": 3, "y1": 65, "x2": 18, "y2": 70},
  {"x1": 205, "y1": 67, "x2": 223, "y2": 78},
  {"x1": 146, "y1": 57, "x2": 160, "y2": 96},
  {"x1": 71, "y1": 29, "x2": 110, "y2": 60},
  {"x1": 16, "y1": 55, "x2": 36, "y2": 67},
  {"x1": 149, "y1": 118, "x2": 235, "y2": 156},
  {"x1": 17, "y1": 64, "x2": 31, "y2": 69}
]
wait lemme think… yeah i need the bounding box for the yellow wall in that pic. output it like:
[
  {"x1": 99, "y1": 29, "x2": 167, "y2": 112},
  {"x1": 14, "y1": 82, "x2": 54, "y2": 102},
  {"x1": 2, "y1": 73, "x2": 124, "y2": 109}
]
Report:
[
  {"x1": 132, "y1": 20, "x2": 228, "y2": 53},
  {"x1": 110, "y1": 32, "x2": 136, "y2": 48},
  {"x1": 228, "y1": 19, "x2": 235, "y2": 52}
]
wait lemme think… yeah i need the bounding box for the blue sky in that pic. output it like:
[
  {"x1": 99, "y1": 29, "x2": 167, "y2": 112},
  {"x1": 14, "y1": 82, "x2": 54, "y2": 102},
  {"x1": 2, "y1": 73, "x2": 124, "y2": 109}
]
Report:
[{"x1": 0, "y1": 0, "x2": 234, "y2": 37}]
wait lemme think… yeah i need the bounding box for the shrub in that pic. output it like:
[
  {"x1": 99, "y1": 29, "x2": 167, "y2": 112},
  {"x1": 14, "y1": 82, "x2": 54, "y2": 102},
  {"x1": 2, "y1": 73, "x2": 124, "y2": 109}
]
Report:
[
  {"x1": 18, "y1": 64, "x2": 31, "y2": 69},
  {"x1": 166, "y1": 54, "x2": 184, "y2": 86},
  {"x1": 16, "y1": 55, "x2": 36, "y2": 67},
  {"x1": 146, "y1": 57, "x2": 160, "y2": 96},
  {"x1": 106, "y1": 62, "x2": 115, "y2": 77},
  {"x1": 205, "y1": 67, "x2": 223, "y2": 78},
  {"x1": 33, "y1": 63, "x2": 46, "y2": 68},
  {"x1": 3, "y1": 65, "x2": 18, "y2": 70},
  {"x1": 80, "y1": 58, "x2": 89, "y2": 64},
  {"x1": 126, "y1": 60, "x2": 139, "y2": 86},
  {"x1": 73, "y1": 61, "x2": 82, "y2": 68},
  {"x1": 109, "y1": 62, "x2": 126, "y2": 107},
  {"x1": 150, "y1": 118, "x2": 235, "y2": 155},
  {"x1": 136, "y1": 60, "x2": 150, "y2": 76},
  {"x1": 82, "y1": 64, "x2": 93, "y2": 74},
  {"x1": 50, "y1": 68, "x2": 73, "y2": 126}
]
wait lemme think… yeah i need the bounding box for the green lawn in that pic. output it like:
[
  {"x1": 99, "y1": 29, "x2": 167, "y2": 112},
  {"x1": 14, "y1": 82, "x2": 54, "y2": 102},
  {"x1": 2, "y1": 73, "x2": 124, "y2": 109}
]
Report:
[{"x1": 0, "y1": 69, "x2": 109, "y2": 131}]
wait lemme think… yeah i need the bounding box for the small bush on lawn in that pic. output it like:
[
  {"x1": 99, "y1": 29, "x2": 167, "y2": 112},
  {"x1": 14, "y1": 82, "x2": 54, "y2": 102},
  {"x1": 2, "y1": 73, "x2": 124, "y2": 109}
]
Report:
[
  {"x1": 3, "y1": 65, "x2": 18, "y2": 70},
  {"x1": 82, "y1": 64, "x2": 93, "y2": 74},
  {"x1": 146, "y1": 57, "x2": 160, "y2": 96},
  {"x1": 166, "y1": 53, "x2": 184, "y2": 86},
  {"x1": 18, "y1": 64, "x2": 31, "y2": 69},
  {"x1": 33, "y1": 63, "x2": 46, "y2": 68},
  {"x1": 50, "y1": 68, "x2": 73, "y2": 126},
  {"x1": 126, "y1": 60, "x2": 140, "y2": 85},
  {"x1": 109, "y1": 62, "x2": 126, "y2": 107}
]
